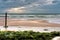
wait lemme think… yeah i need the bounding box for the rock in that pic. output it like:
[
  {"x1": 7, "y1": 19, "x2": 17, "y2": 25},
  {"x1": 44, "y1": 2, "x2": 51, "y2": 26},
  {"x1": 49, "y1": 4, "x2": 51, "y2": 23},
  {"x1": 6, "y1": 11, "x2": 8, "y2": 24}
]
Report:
[{"x1": 52, "y1": 36, "x2": 60, "y2": 40}]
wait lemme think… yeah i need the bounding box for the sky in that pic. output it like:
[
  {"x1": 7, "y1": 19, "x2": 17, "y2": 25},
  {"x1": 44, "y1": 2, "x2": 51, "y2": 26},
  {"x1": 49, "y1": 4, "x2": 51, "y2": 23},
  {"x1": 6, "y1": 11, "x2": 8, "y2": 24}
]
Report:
[{"x1": 0, "y1": 0, "x2": 60, "y2": 13}]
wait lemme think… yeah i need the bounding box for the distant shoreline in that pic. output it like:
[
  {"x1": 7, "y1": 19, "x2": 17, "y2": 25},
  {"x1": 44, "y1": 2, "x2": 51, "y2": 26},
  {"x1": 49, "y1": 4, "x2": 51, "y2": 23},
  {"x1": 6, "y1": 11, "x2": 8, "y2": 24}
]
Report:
[{"x1": 0, "y1": 13, "x2": 60, "y2": 15}]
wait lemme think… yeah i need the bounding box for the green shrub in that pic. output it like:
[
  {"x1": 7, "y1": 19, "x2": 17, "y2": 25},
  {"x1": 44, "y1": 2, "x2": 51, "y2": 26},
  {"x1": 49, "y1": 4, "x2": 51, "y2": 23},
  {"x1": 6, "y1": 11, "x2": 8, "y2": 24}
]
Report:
[{"x1": 0, "y1": 31, "x2": 60, "y2": 40}]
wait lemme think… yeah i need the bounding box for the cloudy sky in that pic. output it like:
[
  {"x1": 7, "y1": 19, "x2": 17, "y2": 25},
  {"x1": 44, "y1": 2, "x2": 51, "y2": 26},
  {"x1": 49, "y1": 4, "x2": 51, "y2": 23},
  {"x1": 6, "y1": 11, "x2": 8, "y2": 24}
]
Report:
[{"x1": 0, "y1": 0, "x2": 60, "y2": 13}]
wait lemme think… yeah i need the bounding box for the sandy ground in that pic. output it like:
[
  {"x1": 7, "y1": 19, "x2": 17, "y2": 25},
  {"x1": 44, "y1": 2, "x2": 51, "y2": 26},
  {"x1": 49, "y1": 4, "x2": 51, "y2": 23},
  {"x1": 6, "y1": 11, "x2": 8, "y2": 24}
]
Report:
[
  {"x1": 0, "y1": 19, "x2": 60, "y2": 27},
  {"x1": 0, "y1": 26, "x2": 60, "y2": 32}
]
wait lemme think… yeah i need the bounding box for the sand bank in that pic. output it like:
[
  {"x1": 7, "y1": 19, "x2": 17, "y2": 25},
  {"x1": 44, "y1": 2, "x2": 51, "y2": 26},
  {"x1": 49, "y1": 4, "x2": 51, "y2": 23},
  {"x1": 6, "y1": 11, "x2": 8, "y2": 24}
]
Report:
[{"x1": 0, "y1": 19, "x2": 60, "y2": 27}]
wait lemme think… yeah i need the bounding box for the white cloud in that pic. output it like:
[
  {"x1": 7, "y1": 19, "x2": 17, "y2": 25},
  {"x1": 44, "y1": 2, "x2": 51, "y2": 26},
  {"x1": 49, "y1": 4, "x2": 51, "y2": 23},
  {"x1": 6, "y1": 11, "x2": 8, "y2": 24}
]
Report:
[
  {"x1": 24, "y1": 0, "x2": 57, "y2": 8},
  {"x1": 6, "y1": 7, "x2": 26, "y2": 13},
  {"x1": 46, "y1": 0, "x2": 54, "y2": 4}
]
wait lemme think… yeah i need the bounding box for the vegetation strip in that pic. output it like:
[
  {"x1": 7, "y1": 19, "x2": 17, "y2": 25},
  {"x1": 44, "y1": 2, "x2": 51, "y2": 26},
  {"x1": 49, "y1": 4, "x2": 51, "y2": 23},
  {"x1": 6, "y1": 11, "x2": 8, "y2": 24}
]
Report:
[{"x1": 0, "y1": 31, "x2": 60, "y2": 40}]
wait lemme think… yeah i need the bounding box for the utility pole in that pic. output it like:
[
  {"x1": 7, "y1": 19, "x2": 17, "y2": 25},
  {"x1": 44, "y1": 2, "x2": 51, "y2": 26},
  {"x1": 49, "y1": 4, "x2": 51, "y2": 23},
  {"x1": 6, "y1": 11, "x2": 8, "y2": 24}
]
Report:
[{"x1": 4, "y1": 13, "x2": 8, "y2": 30}]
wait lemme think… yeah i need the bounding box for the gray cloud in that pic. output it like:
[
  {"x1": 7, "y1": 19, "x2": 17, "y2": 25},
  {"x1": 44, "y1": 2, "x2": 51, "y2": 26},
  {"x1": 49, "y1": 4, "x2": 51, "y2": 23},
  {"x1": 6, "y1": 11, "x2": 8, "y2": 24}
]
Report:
[
  {"x1": 0, "y1": 0, "x2": 60, "y2": 13},
  {"x1": 0, "y1": 0, "x2": 38, "y2": 13}
]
